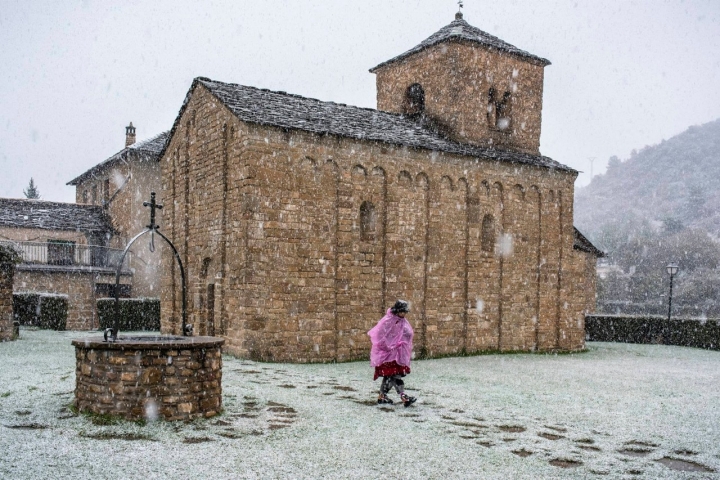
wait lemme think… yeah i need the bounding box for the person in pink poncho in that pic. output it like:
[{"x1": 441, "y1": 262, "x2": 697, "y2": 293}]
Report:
[{"x1": 368, "y1": 300, "x2": 417, "y2": 407}]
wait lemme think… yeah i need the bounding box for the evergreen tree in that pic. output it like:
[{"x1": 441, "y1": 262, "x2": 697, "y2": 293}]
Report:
[{"x1": 23, "y1": 178, "x2": 40, "y2": 199}]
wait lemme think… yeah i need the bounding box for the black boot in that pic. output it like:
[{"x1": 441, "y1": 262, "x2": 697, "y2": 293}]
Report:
[
  {"x1": 377, "y1": 393, "x2": 393, "y2": 405},
  {"x1": 400, "y1": 393, "x2": 416, "y2": 407}
]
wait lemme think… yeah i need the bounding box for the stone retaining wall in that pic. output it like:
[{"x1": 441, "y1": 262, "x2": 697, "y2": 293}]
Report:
[{"x1": 73, "y1": 336, "x2": 224, "y2": 421}]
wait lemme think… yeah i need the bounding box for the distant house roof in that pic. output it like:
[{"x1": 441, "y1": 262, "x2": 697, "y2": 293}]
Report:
[
  {"x1": 573, "y1": 227, "x2": 605, "y2": 257},
  {"x1": 67, "y1": 131, "x2": 169, "y2": 186},
  {"x1": 0, "y1": 198, "x2": 113, "y2": 234},
  {"x1": 160, "y1": 77, "x2": 573, "y2": 173},
  {"x1": 370, "y1": 13, "x2": 551, "y2": 73}
]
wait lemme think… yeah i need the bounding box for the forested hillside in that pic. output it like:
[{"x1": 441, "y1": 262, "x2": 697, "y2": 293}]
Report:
[
  {"x1": 574, "y1": 118, "x2": 720, "y2": 317},
  {"x1": 575, "y1": 118, "x2": 720, "y2": 240}
]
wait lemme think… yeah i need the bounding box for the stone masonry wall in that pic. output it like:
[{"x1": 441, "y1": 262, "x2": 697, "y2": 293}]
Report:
[
  {"x1": 74, "y1": 158, "x2": 164, "y2": 299},
  {"x1": 374, "y1": 42, "x2": 545, "y2": 155},
  {"x1": 73, "y1": 337, "x2": 223, "y2": 421},
  {"x1": 561, "y1": 249, "x2": 599, "y2": 350},
  {"x1": 14, "y1": 269, "x2": 130, "y2": 330},
  {"x1": 160, "y1": 85, "x2": 585, "y2": 362},
  {"x1": 0, "y1": 250, "x2": 15, "y2": 341}
]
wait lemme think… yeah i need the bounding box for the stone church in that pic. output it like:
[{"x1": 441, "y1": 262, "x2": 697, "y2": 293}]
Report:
[{"x1": 158, "y1": 13, "x2": 602, "y2": 362}]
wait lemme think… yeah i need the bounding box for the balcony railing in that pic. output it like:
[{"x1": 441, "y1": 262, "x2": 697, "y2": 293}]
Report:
[{"x1": 0, "y1": 240, "x2": 128, "y2": 269}]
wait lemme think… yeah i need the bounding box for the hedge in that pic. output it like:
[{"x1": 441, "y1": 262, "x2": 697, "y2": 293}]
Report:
[
  {"x1": 13, "y1": 293, "x2": 68, "y2": 331},
  {"x1": 586, "y1": 314, "x2": 720, "y2": 351},
  {"x1": 97, "y1": 298, "x2": 160, "y2": 331}
]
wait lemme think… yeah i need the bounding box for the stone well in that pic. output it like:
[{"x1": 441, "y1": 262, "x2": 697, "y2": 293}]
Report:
[{"x1": 73, "y1": 335, "x2": 224, "y2": 421}]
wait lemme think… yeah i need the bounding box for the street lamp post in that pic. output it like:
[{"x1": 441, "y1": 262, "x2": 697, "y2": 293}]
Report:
[{"x1": 666, "y1": 263, "x2": 679, "y2": 321}]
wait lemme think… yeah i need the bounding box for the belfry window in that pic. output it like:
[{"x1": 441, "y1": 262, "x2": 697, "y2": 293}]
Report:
[
  {"x1": 360, "y1": 201, "x2": 377, "y2": 241},
  {"x1": 487, "y1": 88, "x2": 512, "y2": 131},
  {"x1": 405, "y1": 83, "x2": 425, "y2": 115}
]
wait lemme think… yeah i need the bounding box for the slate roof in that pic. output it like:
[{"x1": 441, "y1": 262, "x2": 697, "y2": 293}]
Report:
[
  {"x1": 67, "y1": 131, "x2": 169, "y2": 186},
  {"x1": 165, "y1": 77, "x2": 573, "y2": 173},
  {"x1": 370, "y1": 13, "x2": 550, "y2": 72},
  {"x1": 0, "y1": 198, "x2": 113, "y2": 233},
  {"x1": 573, "y1": 227, "x2": 605, "y2": 257}
]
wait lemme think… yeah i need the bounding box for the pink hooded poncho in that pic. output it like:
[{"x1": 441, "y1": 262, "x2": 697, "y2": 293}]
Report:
[{"x1": 368, "y1": 309, "x2": 414, "y2": 368}]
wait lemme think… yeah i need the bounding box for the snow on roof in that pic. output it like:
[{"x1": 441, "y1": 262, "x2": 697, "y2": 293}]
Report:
[
  {"x1": 370, "y1": 13, "x2": 551, "y2": 73},
  {"x1": 573, "y1": 227, "x2": 605, "y2": 257},
  {"x1": 67, "y1": 131, "x2": 170, "y2": 186},
  {"x1": 169, "y1": 78, "x2": 572, "y2": 173},
  {"x1": 0, "y1": 198, "x2": 113, "y2": 233}
]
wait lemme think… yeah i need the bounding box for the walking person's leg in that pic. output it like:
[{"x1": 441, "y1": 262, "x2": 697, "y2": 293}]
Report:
[
  {"x1": 378, "y1": 377, "x2": 393, "y2": 404},
  {"x1": 391, "y1": 375, "x2": 416, "y2": 407},
  {"x1": 389, "y1": 375, "x2": 404, "y2": 395}
]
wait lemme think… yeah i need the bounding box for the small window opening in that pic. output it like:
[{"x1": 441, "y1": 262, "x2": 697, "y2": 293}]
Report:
[
  {"x1": 103, "y1": 179, "x2": 110, "y2": 204},
  {"x1": 206, "y1": 283, "x2": 215, "y2": 336},
  {"x1": 91, "y1": 185, "x2": 98, "y2": 205},
  {"x1": 481, "y1": 214, "x2": 495, "y2": 253},
  {"x1": 487, "y1": 88, "x2": 512, "y2": 131},
  {"x1": 405, "y1": 83, "x2": 425, "y2": 115},
  {"x1": 82, "y1": 190, "x2": 88, "y2": 204},
  {"x1": 360, "y1": 201, "x2": 377, "y2": 241}
]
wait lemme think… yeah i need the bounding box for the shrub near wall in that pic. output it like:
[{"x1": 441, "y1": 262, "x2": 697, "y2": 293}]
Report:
[
  {"x1": 13, "y1": 293, "x2": 39, "y2": 326},
  {"x1": 586, "y1": 315, "x2": 720, "y2": 351},
  {"x1": 12, "y1": 293, "x2": 68, "y2": 331},
  {"x1": 97, "y1": 298, "x2": 160, "y2": 331}
]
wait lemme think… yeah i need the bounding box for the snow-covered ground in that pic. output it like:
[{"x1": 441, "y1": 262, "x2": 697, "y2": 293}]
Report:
[{"x1": 1, "y1": 329, "x2": 719, "y2": 479}]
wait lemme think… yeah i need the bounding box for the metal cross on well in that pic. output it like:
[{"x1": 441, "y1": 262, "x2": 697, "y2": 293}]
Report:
[
  {"x1": 143, "y1": 191, "x2": 163, "y2": 230},
  {"x1": 458, "y1": 0, "x2": 464, "y2": 12}
]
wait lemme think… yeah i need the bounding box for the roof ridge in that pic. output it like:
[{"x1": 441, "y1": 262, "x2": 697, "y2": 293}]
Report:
[
  {"x1": 370, "y1": 16, "x2": 550, "y2": 72},
  {"x1": 128, "y1": 130, "x2": 169, "y2": 150},
  {"x1": 67, "y1": 130, "x2": 169, "y2": 186},
  {"x1": 193, "y1": 77, "x2": 574, "y2": 173},
  {"x1": 198, "y1": 78, "x2": 399, "y2": 117},
  {"x1": 0, "y1": 197, "x2": 103, "y2": 208}
]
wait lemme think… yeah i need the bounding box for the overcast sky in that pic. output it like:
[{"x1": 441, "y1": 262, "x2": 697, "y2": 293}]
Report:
[{"x1": 1, "y1": 0, "x2": 719, "y2": 202}]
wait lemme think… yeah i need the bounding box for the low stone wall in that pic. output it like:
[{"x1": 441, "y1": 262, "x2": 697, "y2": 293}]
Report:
[
  {"x1": 73, "y1": 336, "x2": 224, "y2": 421},
  {"x1": 15, "y1": 267, "x2": 131, "y2": 330},
  {"x1": 0, "y1": 250, "x2": 15, "y2": 341},
  {"x1": 586, "y1": 314, "x2": 720, "y2": 351}
]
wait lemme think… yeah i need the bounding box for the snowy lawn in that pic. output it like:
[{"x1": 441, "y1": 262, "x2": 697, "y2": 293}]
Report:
[{"x1": 1, "y1": 329, "x2": 720, "y2": 479}]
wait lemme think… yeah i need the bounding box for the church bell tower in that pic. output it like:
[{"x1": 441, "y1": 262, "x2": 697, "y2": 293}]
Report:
[{"x1": 370, "y1": 12, "x2": 550, "y2": 155}]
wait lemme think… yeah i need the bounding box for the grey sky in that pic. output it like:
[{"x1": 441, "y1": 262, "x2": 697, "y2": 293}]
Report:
[{"x1": 1, "y1": 0, "x2": 718, "y2": 202}]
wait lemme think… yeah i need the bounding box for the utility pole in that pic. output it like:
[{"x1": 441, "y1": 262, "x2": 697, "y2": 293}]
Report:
[{"x1": 588, "y1": 157, "x2": 596, "y2": 181}]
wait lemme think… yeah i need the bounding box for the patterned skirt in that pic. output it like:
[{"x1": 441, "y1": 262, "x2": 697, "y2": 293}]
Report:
[{"x1": 373, "y1": 361, "x2": 411, "y2": 380}]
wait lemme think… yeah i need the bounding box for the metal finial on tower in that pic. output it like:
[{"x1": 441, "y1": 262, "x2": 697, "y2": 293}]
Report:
[{"x1": 456, "y1": 0, "x2": 464, "y2": 20}]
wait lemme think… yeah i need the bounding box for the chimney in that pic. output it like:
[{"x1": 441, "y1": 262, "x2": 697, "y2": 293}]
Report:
[{"x1": 125, "y1": 122, "x2": 136, "y2": 147}]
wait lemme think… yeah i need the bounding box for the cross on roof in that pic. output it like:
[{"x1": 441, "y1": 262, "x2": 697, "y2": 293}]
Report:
[{"x1": 143, "y1": 191, "x2": 163, "y2": 230}]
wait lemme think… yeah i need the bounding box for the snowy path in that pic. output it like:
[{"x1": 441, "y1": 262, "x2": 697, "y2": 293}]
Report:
[{"x1": 1, "y1": 329, "x2": 719, "y2": 479}]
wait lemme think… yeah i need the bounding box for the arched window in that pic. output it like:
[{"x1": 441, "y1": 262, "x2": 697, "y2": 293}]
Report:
[
  {"x1": 496, "y1": 92, "x2": 512, "y2": 130},
  {"x1": 405, "y1": 83, "x2": 425, "y2": 115},
  {"x1": 481, "y1": 214, "x2": 495, "y2": 252},
  {"x1": 487, "y1": 88, "x2": 512, "y2": 131},
  {"x1": 360, "y1": 201, "x2": 377, "y2": 241},
  {"x1": 487, "y1": 88, "x2": 497, "y2": 126}
]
